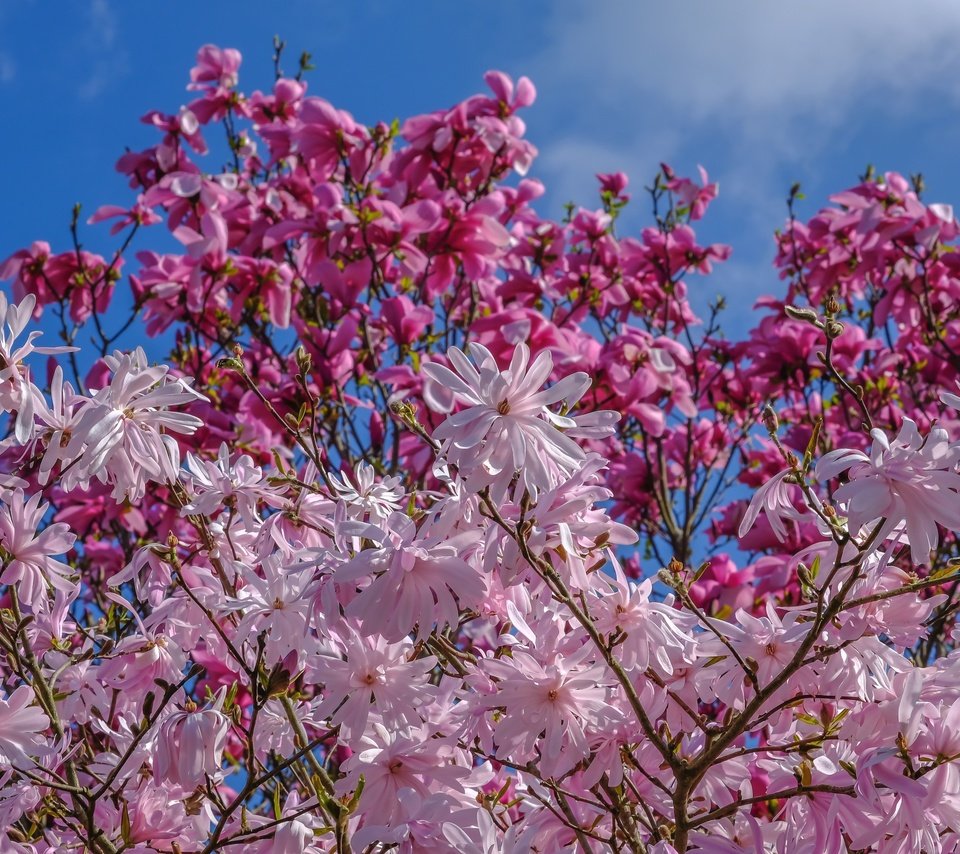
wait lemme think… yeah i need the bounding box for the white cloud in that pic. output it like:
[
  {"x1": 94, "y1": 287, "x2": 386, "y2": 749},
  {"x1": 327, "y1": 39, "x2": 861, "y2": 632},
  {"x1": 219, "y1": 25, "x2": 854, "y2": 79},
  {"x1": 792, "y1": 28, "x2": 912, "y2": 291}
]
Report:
[
  {"x1": 534, "y1": 1, "x2": 960, "y2": 127},
  {"x1": 535, "y1": 132, "x2": 680, "y2": 210},
  {"x1": 77, "y1": 0, "x2": 126, "y2": 99},
  {"x1": 522, "y1": 0, "x2": 960, "y2": 302}
]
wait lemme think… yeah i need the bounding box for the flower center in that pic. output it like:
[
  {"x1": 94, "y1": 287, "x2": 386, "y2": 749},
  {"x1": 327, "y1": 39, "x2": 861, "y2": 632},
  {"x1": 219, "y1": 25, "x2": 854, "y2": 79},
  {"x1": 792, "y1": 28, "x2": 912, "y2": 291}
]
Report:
[{"x1": 497, "y1": 399, "x2": 511, "y2": 415}]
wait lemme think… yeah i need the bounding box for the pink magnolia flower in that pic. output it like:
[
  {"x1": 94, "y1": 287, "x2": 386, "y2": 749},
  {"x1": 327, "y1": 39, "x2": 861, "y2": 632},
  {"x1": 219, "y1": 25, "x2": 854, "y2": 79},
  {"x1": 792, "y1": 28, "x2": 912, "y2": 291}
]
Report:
[
  {"x1": 328, "y1": 461, "x2": 405, "y2": 522},
  {"x1": 63, "y1": 347, "x2": 206, "y2": 501},
  {"x1": 593, "y1": 560, "x2": 697, "y2": 676},
  {"x1": 737, "y1": 468, "x2": 811, "y2": 543},
  {"x1": 226, "y1": 555, "x2": 316, "y2": 666},
  {"x1": 352, "y1": 789, "x2": 494, "y2": 852},
  {"x1": 480, "y1": 646, "x2": 610, "y2": 778},
  {"x1": 0, "y1": 292, "x2": 72, "y2": 443},
  {"x1": 700, "y1": 601, "x2": 811, "y2": 707},
  {"x1": 154, "y1": 693, "x2": 229, "y2": 791},
  {"x1": 98, "y1": 620, "x2": 188, "y2": 699},
  {"x1": 336, "y1": 723, "x2": 470, "y2": 821},
  {"x1": 422, "y1": 343, "x2": 598, "y2": 498},
  {"x1": 182, "y1": 442, "x2": 283, "y2": 526},
  {"x1": 335, "y1": 513, "x2": 485, "y2": 642},
  {"x1": 310, "y1": 628, "x2": 437, "y2": 745},
  {"x1": 0, "y1": 686, "x2": 52, "y2": 768},
  {"x1": 0, "y1": 489, "x2": 77, "y2": 609},
  {"x1": 31, "y1": 366, "x2": 83, "y2": 486},
  {"x1": 188, "y1": 44, "x2": 242, "y2": 92},
  {"x1": 817, "y1": 418, "x2": 960, "y2": 564}
]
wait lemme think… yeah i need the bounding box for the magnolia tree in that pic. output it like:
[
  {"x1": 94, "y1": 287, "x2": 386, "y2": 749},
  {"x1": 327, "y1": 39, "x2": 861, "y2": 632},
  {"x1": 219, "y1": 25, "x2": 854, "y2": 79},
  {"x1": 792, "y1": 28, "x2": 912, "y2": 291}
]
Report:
[{"x1": 3, "y1": 42, "x2": 960, "y2": 853}]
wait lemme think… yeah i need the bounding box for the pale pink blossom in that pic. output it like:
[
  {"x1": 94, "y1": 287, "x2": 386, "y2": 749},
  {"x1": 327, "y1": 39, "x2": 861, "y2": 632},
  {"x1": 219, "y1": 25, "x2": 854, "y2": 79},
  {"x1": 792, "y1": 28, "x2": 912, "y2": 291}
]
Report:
[
  {"x1": 329, "y1": 461, "x2": 405, "y2": 521},
  {"x1": 63, "y1": 347, "x2": 206, "y2": 501},
  {"x1": 336, "y1": 723, "x2": 470, "y2": 822},
  {"x1": 336, "y1": 514, "x2": 485, "y2": 641},
  {"x1": 817, "y1": 419, "x2": 960, "y2": 564},
  {"x1": 738, "y1": 468, "x2": 810, "y2": 543},
  {"x1": 182, "y1": 442, "x2": 282, "y2": 525},
  {"x1": 480, "y1": 646, "x2": 610, "y2": 778},
  {"x1": 0, "y1": 686, "x2": 52, "y2": 768},
  {"x1": 0, "y1": 292, "x2": 72, "y2": 444},
  {"x1": 310, "y1": 627, "x2": 437, "y2": 744},
  {"x1": 0, "y1": 489, "x2": 76, "y2": 609},
  {"x1": 154, "y1": 692, "x2": 229, "y2": 791},
  {"x1": 422, "y1": 343, "x2": 602, "y2": 498}
]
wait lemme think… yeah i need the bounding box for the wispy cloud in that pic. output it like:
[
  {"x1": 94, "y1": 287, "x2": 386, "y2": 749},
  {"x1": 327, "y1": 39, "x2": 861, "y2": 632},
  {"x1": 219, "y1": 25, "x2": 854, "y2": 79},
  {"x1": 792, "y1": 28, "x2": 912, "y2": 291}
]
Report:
[
  {"x1": 523, "y1": 0, "x2": 960, "y2": 303},
  {"x1": 0, "y1": 51, "x2": 14, "y2": 84},
  {"x1": 77, "y1": 0, "x2": 127, "y2": 99},
  {"x1": 532, "y1": 0, "x2": 960, "y2": 136}
]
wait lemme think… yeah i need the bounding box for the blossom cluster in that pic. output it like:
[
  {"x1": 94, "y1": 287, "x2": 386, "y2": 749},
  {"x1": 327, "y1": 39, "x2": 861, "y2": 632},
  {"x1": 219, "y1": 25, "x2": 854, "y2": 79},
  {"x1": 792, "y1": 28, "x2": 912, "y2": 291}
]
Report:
[{"x1": 1, "y1": 43, "x2": 960, "y2": 853}]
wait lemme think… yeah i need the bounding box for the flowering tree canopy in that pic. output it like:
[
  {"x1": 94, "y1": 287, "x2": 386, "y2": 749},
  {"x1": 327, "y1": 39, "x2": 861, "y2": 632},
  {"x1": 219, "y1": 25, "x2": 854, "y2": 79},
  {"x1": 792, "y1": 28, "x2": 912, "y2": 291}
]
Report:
[{"x1": 4, "y1": 41, "x2": 960, "y2": 852}]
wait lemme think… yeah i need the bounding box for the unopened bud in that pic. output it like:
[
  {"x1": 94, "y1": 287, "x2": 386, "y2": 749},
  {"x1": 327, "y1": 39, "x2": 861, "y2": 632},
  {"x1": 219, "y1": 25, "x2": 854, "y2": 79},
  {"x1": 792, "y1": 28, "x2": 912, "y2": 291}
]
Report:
[
  {"x1": 762, "y1": 405, "x2": 779, "y2": 435},
  {"x1": 825, "y1": 320, "x2": 844, "y2": 339},
  {"x1": 784, "y1": 305, "x2": 819, "y2": 324},
  {"x1": 216, "y1": 357, "x2": 243, "y2": 372},
  {"x1": 657, "y1": 568, "x2": 679, "y2": 588},
  {"x1": 825, "y1": 296, "x2": 841, "y2": 315},
  {"x1": 295, "y1": 345, "x2": 312, "y2": 376}
]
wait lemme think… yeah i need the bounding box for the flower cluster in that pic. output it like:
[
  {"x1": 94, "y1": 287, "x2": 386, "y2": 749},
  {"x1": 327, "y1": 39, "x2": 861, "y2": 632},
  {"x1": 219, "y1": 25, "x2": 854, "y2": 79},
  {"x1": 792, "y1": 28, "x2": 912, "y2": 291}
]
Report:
[{"x1": 2, "y1": 43, "x2": 960, "y2": 853}]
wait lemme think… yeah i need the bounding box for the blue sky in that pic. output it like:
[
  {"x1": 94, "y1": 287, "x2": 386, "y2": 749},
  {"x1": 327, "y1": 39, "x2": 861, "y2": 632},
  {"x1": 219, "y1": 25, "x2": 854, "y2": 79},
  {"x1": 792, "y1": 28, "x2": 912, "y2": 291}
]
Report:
[{"x1": 3, "y1": 0, "x2": 960, "y2": 328}]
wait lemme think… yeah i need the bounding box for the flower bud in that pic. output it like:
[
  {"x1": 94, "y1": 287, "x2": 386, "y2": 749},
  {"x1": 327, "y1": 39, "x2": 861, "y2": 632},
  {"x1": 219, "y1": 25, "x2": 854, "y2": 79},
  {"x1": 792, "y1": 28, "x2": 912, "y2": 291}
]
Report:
[
  {"x1": 762, "y1": 405, "x2": 779, "y2": 435},
  {"x1": 784, "y1": 305, "x2": 819, "y2": 325},
  {"x1": 825, "y1": 320, "x2": 844, "y2": 339},
  {"x1": 154, "y1": 694, "x2": 228, "y2": 791}
]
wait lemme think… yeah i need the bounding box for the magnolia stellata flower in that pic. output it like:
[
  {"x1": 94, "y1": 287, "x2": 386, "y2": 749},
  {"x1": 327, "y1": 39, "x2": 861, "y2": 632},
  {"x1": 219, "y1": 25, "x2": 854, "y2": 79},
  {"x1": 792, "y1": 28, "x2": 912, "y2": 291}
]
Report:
[
  {"x1": 0, "y1": 489, "x2": 76, "y2": 610},
  {"x1": 154, "y1": 693, "x2": 228, "y2": 790},
  {"x1": 310, "y1": 627, "x2": 437, "y2": 745},
  {"x1": 738, "y1": 468, "x2": 810, "y2": 542},
  {"x1": 422, "y1": 342, "x2": 604, "y2": 498},
  {"x1": 0, "y1": 293, "x2": 73, "y2": 444},
  {"x1": 329, "y1": 461, "x2": 405, "y2": 521},
  {"x1": 817, "y1": 418, "x2": 960, "y2": 564},
  {"x1": 182, "y1": 442, "x2": 283, "y2": 525},
  {"x1": 0, "y1": 686, "x2": 52, "y2": 768},
  {"x1": 63, "y1": 347, "x2": 206, "y2": 501}
]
